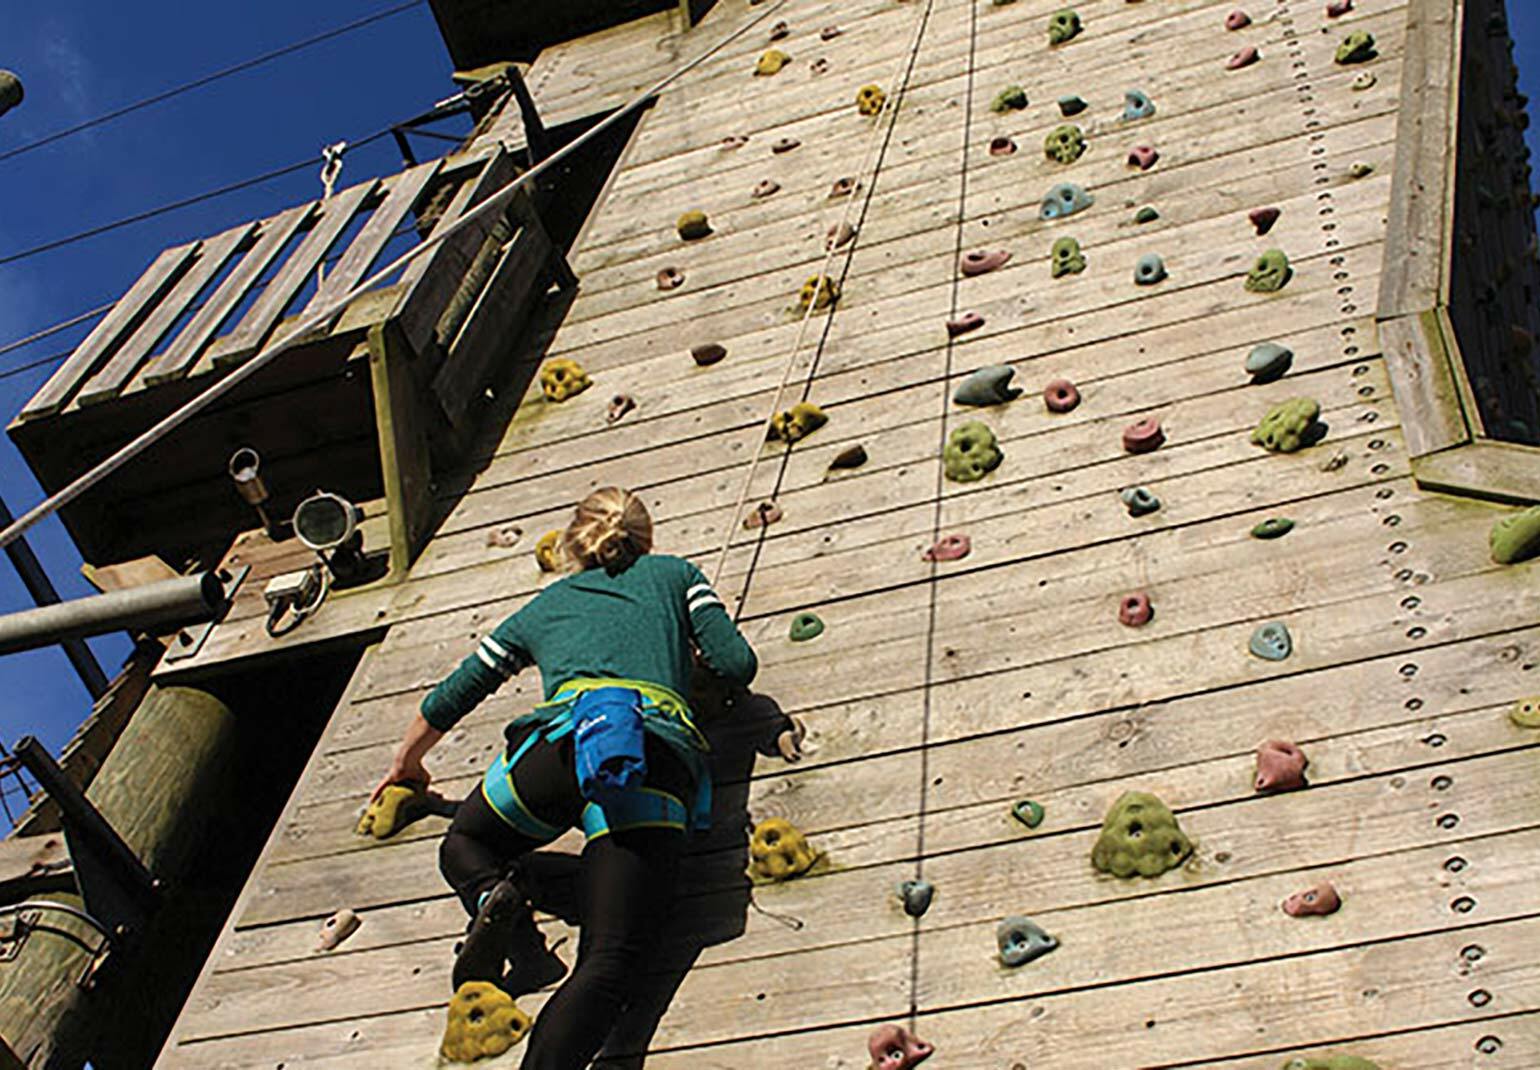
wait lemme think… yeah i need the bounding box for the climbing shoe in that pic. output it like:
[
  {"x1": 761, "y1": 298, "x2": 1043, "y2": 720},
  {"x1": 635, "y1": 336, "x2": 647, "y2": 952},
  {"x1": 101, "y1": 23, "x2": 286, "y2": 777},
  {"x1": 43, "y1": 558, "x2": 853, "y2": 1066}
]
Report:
[
  {"x1": 453, "y1": 879, "x2": 524, "y2": 991},
  {"x1": 501, "y1": 906, "x2": 568, "y2": 998}
]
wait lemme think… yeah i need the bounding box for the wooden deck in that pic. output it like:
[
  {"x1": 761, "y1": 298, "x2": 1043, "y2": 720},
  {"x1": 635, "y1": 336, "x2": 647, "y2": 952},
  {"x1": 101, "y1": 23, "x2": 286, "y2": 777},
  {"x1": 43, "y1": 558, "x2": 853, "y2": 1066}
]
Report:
[{"x1": 157, "y1": 0, "x2": 1540, "y2": 1065}]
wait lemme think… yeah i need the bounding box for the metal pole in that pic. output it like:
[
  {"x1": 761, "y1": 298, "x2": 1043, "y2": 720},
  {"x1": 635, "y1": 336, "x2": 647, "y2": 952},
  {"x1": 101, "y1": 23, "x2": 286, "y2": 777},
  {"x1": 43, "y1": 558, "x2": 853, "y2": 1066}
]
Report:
[
  {"x1": 0, "y1": 570, "x2": 229, "y2": 658},
  {"x1": 0, "y1": 493, "x2": 109, "y2": 698}
]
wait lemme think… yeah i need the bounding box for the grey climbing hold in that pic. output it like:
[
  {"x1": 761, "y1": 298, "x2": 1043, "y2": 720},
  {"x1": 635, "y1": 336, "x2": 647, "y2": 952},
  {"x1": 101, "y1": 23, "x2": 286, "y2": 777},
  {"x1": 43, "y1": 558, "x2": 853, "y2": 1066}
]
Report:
[
  {"x1": 1047, "y1": 9, "x2": 1082, "y2": 46},
  {"x1": 789, "y1": 611, "x2": 824, "y2": 642},
  {"x1": 1123, "y1": 88, "x2": 1156, "y2": 121},
  {"x1": 997, "y1": 916, "x2": 1058, "y2": 967},
  {"x1": 991, "y1": 85, "x2": 1029, "y2": 113},
  {"x1": 1246, "y1": 343, "x2": 1293, "y2": 384},
  {"x1": 1134, "y1": 254, "x2": 1167, "y2": 286},
  {"x1": 829, "y1": 444, "x2": 868, "y2": 470},
  {"x1": 1011, "y1": 799, "x2": 1045, "y2": 828},
  {"x1": 1040, "y1": 183, "x2": 1094, "y2": 220},
  {"x1": 1058, "y1": 95, "x2": 1088, "y2": 117},
  {"x1": 1135, "y1": 206, "x2": 1160, "y2": 224},
  {"x1": 897, "y1": 879, "x2": 934, "y2": 917},
  {"x1": 1044, "y1": 124, "x2": 1087, "y2": 165},
  {"x1": 1051, "y1": 237, "x2": 1086, "y2": 277},
  {"x1": 1249, "y1": 621, "x2": 1293, "y2": 661},
  {"x1": 954, "y1": 365, "x2": 1022, "y2": 407},
  {"x1": 1121, "y1": 487, "x2": 1161, "y2": 517},
  {"x1": 0, "y1": 71, "x2": 22, "y2": 118},
  {"x1": 1251, "y1": 517, "x2": 1295, "y2": 539}
]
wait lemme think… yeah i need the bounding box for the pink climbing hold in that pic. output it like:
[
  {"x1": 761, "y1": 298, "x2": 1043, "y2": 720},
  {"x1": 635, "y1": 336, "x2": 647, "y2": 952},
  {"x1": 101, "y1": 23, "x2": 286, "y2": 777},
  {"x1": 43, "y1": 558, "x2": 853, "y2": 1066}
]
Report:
[
  {"x1": 743, "y1": 501, "x2": 783, "y2": 529},
  {"x1": 989, "y1": 136, "x2": 1017, "y2": 157},
  {"x1": 868, "y1": 1024, "x2": 934, "y2": 1070},
  {"x1": 1254, "y1": 739, "x2": 1309, "y2": 793},
  {"x1": 829, "y1": 175, "x2": 859, "y2": 198},
  {"x1": 1043, "y1": 378, "x2": 1081, "y2": 413},
  {"x1": 1326, "y1": 0, "x2": 1353, "y2": 16},
  {"x1": 1127, "y1": 145, "x2": 1160, "y2": 170},
  {"x1": 606, "y1": 394, "x2": 636, "y2": 423},
  {"x1": 946, "y1": 311, "x2": 986, "y2": 337},
  {"x1": 656, "y1": 267, "x2": 685, "y2": 291},
  {"x1": 1225, "y1": 9, "x2": 1252, "y2": 30},
  {"x1": 1249, "y1": 206, "x2": 1281, "y2": 235},
  {"x1": 810, "y1": 57, "x2": 829, "y2": 76},
  {"x1": 826, "y1": 221, "x2": 858, "y2": 250},
  {"x1": 720, "y1": 134, "x2": 749, "y2": 150},
  {"x1": 960, "y1": 249, "x2": 1011, "y2": 277},
  {"x1": 1283, "y1": 881, "x2": 1342, "y2": 917},
  {"x1": 1118, "y1": 592, "x2": 1154, "y2": 627},
  {"x1": 820, "y1": 25, "x2": 842, "y2": 40},
  {"x1": 771, "y1": 137, "x2": 801, "y2": 154},
  {"x1": 923, "y1": 534, "x2": 972, "y2": 562},
  {"x1": 1122, "y1": 417, "x2": 1166, "y2": 453},
  {"x1": 1227, "y1": 45, "x2": 1260, "y2": 70},
  {"x1": 752, "y1": 179, "x2": 780, "y2": 199}
]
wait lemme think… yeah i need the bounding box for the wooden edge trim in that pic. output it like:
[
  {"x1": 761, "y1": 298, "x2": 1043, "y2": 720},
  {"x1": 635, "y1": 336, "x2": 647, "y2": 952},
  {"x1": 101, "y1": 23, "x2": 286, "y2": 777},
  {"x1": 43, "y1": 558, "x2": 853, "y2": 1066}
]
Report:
[
  {"x1": 1412, "y1": 437, "x2": 1540, "y2": 504},
  {"x1": 367, "y1": 319, "x2": 435, "y2": 583},
  {"x1": 1378, "y1": 308, "x2": 1470, "y2": 458}
]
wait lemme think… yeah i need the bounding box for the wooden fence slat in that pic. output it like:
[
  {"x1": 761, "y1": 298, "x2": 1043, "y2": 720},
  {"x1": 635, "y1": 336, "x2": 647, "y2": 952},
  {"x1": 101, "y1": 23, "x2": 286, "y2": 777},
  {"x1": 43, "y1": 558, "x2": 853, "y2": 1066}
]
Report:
[
  {"x1": 17, "y1": 242, "x2": 199, "y2": 420},
  {"x1": 143, "y1": 203, "x2": 313, "y2": 386}
]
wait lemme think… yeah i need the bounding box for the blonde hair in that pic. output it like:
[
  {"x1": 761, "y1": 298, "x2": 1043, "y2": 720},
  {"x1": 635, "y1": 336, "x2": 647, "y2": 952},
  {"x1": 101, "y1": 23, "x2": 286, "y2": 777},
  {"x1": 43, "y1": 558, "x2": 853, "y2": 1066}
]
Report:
[{"x1": 562, "y1": 487, "x2": 653, "y2": 571}]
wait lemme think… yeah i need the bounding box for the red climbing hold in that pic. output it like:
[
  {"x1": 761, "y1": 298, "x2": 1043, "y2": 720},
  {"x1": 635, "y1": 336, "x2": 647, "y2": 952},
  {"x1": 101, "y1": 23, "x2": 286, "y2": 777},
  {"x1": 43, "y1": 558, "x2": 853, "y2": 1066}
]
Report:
[
  {"x1": 989, "y1": 136, "x2": 1017, "y2": 157},
  {"x1": 1043, "y1": 379, "x2": 1081, "y2": 413},
  {"x1": 868, "y1": 1024, "x2": 934, "y2": 1070},
  {"x1": 829, "y1": 175, "x2": 859, "y2": 198},
  {"x1": 946, "y1": 311, "x2": 986, "y2": 337},
  {"x1": 743, "y1": 501, "x2": 783, "y2": 529},
  {"x1": 1225, "y1": 9, "x2": 1252, "y2": 30},
  {"x1": 1326, "y1": 0, "x2": 1353, "y2": 15},
  {"x1": 656, "y1": 267, "x2": 685, "y2": 291},
  {"x1": 1118, "y1": 592, "x2": 1154, "y2": 627},
  {"x1": 960, "y1": 249, "x2": 1011, "y2": 277},
  {"x1": 691, "y1": 343, "x2": 727, "y2": 366},
  {"x1": 923, "y1": 534, "x2": 972, "y2": 562},
  {"x1": 1283, "y1": 881, "x2": 1341, "y2": 917},
  {"x1": 1122, "y1": 417, "x2": 1166, "y2": 453},
  {"x1": 1249, "y1": 206, "x2": 1281, "y2": 235},
  {"x1": 1227, "y1": 45, "x2": 1260, "y2": 69},
  {"x1": 1254, "y1": 739, "x2": 1309, "y2": 792},
  {"x1": 1127, "y1": 145, "x2": 1160, "y2": 170}
]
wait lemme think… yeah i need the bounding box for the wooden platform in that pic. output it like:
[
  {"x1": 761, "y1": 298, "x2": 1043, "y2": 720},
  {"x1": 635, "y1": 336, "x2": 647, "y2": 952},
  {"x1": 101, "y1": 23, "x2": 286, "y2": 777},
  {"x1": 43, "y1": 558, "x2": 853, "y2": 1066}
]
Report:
[{"x1": 157, "y1": 0, "x2": 1540, "y2": 1065}]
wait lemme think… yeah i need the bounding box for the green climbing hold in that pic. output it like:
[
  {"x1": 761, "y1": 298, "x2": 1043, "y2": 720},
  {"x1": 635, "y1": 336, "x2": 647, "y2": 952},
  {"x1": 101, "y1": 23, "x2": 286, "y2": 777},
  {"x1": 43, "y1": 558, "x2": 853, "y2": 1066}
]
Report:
[
  {"x1": 1334, "y1": 31, "x2": 1377, "y2": 65},
  {"x1": 1511, "y1": 696, "x2": 1540, "y2": 728},
  {"x1": 1058, "y1": 95, "x2": 1088, "y2": 117},
  {"x1": 676, "y1": 210, "x2": 711, "y2": 241},
  {"x1": 1245, "y1": 249, "x2": 1293, "y2": 292},
  {"x1": 991, "y1": 85, "x2": 1029, "y2": 113},
  {"x1": 1011, "y1": 799, "x2": 1045, "y2": 828},
  {"x1": 1281, "y1": 1058, "x2": 1381, "y2": 1070},
  {"x1": 1349, "y1": 161, "x2": 1375, "y2": 179},
  {"x1": 1048, "y1": 9, "x2": 1082, "y2": 45},
  {"x1": 1251, "y1": 397, "x2": 1324, "y2": 453},
  {"x1": 1249, "y1": 621, "x2": 1293, "y2": 660},
  {"x1": 1044, "y1": 124, "x2": 1086, "y2": 164},
  {"x1": 755, "y1": 49, "x2": 792, "y2": 76},
  {"x1": 789, "y1": 612, "x2": 824, "y2": 642},
  {"x1": 954, "y1": 365, "x2": 1022, "y2": 407},
  {"x1": 1135, "y1": 206, "x2": 1160, "y2": 224},
  {"x1": 0, "y1": 71, "x2": 22, "y2": 119},
  {"x1": 1091, "y1": 791, "x2": 1193, "y2": 878},
  {"x1": 1246, "y1": 342, "x2": 1293, "y2": 384},
  {"x1": 1051, "y1": 237, "x2": 1086, "y2": 277},
  {"x1": 944, "y1": 420, "x2": 1004, "y2": 482},
  {"x1": 1489, "y1": 505, "x2": 1540, "y2": 564},
  {"x1": 1251, "y1": 517, "x2": 1295, "y2": 539}
]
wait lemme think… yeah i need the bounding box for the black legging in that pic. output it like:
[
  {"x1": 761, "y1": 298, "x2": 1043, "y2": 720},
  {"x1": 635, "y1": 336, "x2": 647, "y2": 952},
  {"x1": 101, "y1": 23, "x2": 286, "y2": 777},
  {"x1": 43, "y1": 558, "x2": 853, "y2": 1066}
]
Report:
[{"x1": 440, "y1": 726, "x2": 691, "y2": 1070}]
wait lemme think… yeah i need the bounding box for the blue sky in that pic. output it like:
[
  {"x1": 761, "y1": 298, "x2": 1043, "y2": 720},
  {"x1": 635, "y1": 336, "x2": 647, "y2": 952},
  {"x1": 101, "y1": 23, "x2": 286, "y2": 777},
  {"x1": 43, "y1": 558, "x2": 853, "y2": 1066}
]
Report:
[{"x1": 0, "y1": 2, "x2": 1538, "y2": 823}]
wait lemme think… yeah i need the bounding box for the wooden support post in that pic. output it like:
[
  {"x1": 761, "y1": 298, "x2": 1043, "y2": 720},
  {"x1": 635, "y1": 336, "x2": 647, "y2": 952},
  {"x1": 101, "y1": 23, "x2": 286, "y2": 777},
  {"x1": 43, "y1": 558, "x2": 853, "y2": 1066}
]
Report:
[
  {"x1": 367, "y1": 319, "x2": 436, "y2": 582},
  {"x1": 505, "y1": 66, "x2": 551, "y2": 163}
]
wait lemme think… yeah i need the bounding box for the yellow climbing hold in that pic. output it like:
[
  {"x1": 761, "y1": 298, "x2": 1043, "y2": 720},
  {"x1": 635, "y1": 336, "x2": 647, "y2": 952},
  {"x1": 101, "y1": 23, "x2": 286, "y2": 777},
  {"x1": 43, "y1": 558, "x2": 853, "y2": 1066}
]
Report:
[
  {"x1": 1512, "y1": 696, "x2": 1540, "y2": 728},
  {"x1": 749, "y1": 817, "x2": 818, "y2": 881},
  {"x1": 675, "y1": 209, "x2": 711, "y2": 241},
  {"x1": 355, "y1": 783, "x2": 431, "y2": 840},
  {"x1": 440, "y1": 981, "x2": 532, "y2": 1063},
  {"x1": 768, "y1": 401, "x2": 828, "y2": 443},
  {"x1": 539, "y1": 358, "x2": 591, "y2": 402},
  {"x1": 798, "y1": 275, "x2": 840, "y2": 311},
  {"x1": 855, "y1": 84, "x2": 887, "y2": 115},
  {"x1": 755, "y1": 49, "x2": 791, "y2": 76},
  {"x1": 535, "y1": 529, "x2": 564, "y2": 573}
]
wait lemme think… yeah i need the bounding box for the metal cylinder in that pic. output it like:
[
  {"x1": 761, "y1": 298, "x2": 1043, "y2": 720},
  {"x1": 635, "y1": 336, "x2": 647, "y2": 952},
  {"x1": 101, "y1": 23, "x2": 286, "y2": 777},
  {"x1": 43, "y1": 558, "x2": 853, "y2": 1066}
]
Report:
[
  {"x1": 227, "y1": 447, "x2": 269, "y2": 507},
  {"x1": 0, "y1": 571, "x2": 228, "y2": 656},
  {"x1": 0, "y1": 71, "x2": 22, "y2": 118}
]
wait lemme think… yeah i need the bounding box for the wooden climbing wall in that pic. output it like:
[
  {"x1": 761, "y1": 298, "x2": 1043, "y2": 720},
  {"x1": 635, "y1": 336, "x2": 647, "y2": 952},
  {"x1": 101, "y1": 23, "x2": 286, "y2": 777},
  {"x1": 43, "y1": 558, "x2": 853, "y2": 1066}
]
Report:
[{"x1": 157, "y1": 0, "x2": 1540, "y2": 1066}]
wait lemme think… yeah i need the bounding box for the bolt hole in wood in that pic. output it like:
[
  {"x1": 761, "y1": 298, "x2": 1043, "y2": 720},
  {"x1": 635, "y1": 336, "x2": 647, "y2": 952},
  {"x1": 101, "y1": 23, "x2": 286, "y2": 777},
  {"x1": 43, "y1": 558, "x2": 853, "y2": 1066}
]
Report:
[
  {"x1": 1437, "y1": 813, "x2": 1461, "y2": 830},
  {"x1": 1402, "y1": 595, "x2": 1421, "y2": 609},
  {"x1": 1445, "y1": 855, "x2": 1468, "y2": 873},
  {"x1": 1452, "y1": 896, "x2": 1477, "y2": 914},
  {"x1": 1406, "y1": 697, "x2": 1424, "y2": 710},
  {"x1": 1431, "y1": 774, "x2": 1453, "y2": 791},
  {"x1": 1469, "y1": 988, "x2": 1493, "y2": 1008},
  {"x1": 1384, "y1": 514, "x2": 1403, "y2": 526},
  {"x1": 1477, "y1": 1036, "x2": 1503, "y2": 1054}
]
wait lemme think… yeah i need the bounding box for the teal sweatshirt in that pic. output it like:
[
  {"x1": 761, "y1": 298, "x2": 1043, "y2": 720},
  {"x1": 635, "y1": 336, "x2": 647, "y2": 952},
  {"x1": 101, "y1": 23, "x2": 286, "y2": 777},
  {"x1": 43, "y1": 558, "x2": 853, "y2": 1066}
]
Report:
[{"x1": 421, "y1": 553, "x2": 757, "y2": 732}]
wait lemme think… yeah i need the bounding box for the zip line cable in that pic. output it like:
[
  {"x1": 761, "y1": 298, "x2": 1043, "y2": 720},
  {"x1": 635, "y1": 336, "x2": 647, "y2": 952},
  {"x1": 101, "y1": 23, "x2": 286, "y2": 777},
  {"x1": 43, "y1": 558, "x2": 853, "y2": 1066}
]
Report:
[
  {"x1": 0, "y1": 0, "x2": 426, "y2": 165},
  {"x1": 0, "y1": 0, "x2": 789, "y2": 554}
]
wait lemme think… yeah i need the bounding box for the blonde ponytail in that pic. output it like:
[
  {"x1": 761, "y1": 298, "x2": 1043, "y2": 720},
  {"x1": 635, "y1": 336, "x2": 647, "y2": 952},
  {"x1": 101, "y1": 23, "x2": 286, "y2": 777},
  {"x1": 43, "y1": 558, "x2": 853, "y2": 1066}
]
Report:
[{"x1": 562, "y1": 487, "x2": 653, "y2": 571}]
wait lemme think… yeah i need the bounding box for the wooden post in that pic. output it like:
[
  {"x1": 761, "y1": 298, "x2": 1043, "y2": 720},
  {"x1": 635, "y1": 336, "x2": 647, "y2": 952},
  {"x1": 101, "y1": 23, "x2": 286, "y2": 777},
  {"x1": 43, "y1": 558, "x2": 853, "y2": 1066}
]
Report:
[
  {"x1": 367, "y1": 319, "x2": 436, "y2": 581},
  {"x1": 0, "y1": 686, "x2": 240, "y2": 1068}
]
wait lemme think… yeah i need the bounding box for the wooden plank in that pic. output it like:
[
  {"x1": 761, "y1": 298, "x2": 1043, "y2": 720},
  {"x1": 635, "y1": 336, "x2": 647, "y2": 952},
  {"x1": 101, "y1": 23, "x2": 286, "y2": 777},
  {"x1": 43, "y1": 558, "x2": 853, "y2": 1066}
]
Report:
[
  {"x1": 302, "y1": 161, "x2": 442, "y2": 318},
  {"x1": 214, "y1": 179, "x2": 377, "y2": 368},
  {"x1": 1378, "y1": 309, "x2": 1470, "y2": 457},
  {"x1": 1413, "y1": 438, "x2": 1540, "y2": 505},
  {"x1": 16, "y1": 242, "x2": 198, "y2": 420},
  {"x1": 368, "y1": 319, "x2": 435, "y2": 579},
  {"x1": 142, "y1": 203, "x2": 313, "y2": 386},
  {"x1": 74, "y1": 222, "x2": 256, "y2": 406}
]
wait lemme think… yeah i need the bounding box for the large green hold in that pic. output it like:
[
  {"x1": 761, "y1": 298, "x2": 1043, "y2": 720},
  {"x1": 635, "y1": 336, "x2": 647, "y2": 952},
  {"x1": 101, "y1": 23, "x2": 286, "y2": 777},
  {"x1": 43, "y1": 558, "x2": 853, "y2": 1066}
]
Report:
[
  {"x1": 1334, "y1": 31, "x2": 1377, "y2": 65},
  {"x1": 944, "y1": 420, "x2": 1004, "y2": 482},
  {"x1": 1251, "y1": 397, "x2": 1324, "y2": 453},
  {"x1": 1091, "y1": 791, "x2": 1193, "y2": 878},
  {"x1": 992, "y1": 85, "x2": 1029, "y2": 112},
  {"x1": 1489, "y1": 504, "x2": 1540, "y2": 564},
  {"x1": 1044, "y1": 124, "x2": 1086, "y2": 164},
  {"x1": 1281, "y1": 1058, "x2": 1381, "y2": 1070},
  {"x1": 1048, "y1": 9, "x2": 1082, "y2": 45},
  {"x1": 0, "y1": 70, "x2": 21, "y2": 118},
  {"x1": 1246, "y1": 249, "x2": 1293, "y2": 292}
]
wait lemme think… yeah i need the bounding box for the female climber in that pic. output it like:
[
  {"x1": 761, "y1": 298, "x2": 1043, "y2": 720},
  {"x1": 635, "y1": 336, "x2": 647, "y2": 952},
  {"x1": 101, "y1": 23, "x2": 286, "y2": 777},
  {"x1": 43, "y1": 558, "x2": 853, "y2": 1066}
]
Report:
[{"x1": 371, "y1": 486, "x2": 760, "y2": 1069}]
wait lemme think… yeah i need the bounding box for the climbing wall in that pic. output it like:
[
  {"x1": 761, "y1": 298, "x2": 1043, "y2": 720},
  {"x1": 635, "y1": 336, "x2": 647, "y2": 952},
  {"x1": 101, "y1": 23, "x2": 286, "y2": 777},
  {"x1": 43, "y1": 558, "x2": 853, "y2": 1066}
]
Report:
[{"x1": 159, "y1": 0, "x2": 1540, "y2": 1066}]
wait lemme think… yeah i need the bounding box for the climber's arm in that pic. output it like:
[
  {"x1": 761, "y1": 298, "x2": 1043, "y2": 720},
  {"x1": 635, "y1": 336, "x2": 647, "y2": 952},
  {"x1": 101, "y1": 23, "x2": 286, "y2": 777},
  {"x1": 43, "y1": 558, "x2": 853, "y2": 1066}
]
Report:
[{"x1": 683, "y1": 567, "x2": 757, "y2": 686}]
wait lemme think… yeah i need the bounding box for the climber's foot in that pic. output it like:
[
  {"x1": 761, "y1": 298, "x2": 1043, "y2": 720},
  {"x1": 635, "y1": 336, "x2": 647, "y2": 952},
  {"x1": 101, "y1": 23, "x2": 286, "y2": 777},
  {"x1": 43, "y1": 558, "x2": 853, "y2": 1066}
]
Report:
[
  {"x1": 501, "y1": 910, "x2": 569, "y2": 997},
  {"x1": 453, "y1": 879, "x2": 523, "y2": 991}
]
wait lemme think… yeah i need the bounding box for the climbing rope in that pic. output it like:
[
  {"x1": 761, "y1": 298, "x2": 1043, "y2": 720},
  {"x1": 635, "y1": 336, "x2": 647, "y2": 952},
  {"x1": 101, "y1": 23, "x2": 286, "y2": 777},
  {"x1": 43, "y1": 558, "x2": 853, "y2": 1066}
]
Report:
[
  {"x1": 707, "y1": 0, "x2": 940, "y2": 594},
  {"x1": 0, "y1": 0, "x2": 791, "y2": 554},
  {"x1": 315, "y1": 140, "x2": 350, "y2": 288}
]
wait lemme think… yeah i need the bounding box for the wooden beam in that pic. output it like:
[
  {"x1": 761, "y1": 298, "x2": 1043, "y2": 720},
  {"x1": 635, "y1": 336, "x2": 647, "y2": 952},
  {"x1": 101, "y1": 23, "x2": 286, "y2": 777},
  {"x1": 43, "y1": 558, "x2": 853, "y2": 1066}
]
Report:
[{"x1": 367, "y1": 320, "x2": 436, "y2": 582}]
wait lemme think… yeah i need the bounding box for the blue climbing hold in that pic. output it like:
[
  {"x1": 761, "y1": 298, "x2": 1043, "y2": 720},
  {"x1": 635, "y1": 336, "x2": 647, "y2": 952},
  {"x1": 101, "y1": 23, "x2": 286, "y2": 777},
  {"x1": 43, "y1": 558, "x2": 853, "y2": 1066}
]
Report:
[
  {"x1": 1249, "y1": 621, "x2": 1293, "y2": 661},
  {"x1": 1123, "y1": 88, "x2": 1156, "y2": 120},
  {"x1": 1121, "y1": 486, "x2": 1161, "y2": 516},
  {"x1": 1041, "y1": 183, "x2": 1095, "y2": 220},
  {"x1": 1246, "y1": 343, "x2": 1293, "y2": 384},
  {"x1": 997, "y1": 916, "x2": 1058, "y2": 967}
]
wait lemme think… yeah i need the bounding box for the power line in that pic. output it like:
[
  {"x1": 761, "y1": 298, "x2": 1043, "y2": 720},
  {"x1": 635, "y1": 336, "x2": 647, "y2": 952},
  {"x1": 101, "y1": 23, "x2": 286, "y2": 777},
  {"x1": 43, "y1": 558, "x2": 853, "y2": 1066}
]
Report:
[
  {"x1": 0, "y1": 301, "x2": 115, "y2": 359},
  {"x1": 0, "y1": 0, "x2": 426, "y2": 164}
]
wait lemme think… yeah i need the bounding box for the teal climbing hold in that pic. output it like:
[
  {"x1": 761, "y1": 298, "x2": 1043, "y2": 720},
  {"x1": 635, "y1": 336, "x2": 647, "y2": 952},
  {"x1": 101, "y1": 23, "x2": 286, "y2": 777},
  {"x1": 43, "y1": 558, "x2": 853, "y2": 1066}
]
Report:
[
  {"x1": 789, "y1": 612, "x2": 825, "y2": 641},
  {"x1": 1121, "y1": 487, "x2": 1161, "y2": 517},
  {"x1": 1246, "y1": 343, "x2": 1293, "y2": 384},
  {"x1": 1051, "y1": 237, "x2": 1086, "y2": 277},
  {"x1": 1123, "y1": 88, "x2": 1155, "y2": 121},
  {"x1": 997, "y1": 916, "x2": 1058, "y2": 967},
  {"x1": 1251, "y1": 518, "x2": 1295, "y2": 540},
  {"x1": 897, "y1": 879, "x2": 934, "y2": 917},
  {"x1": 1135, "y1": 206, "x2": 1160, "y2": 224},
  {"x1": 954, "y1": 365, "x2": 1022, "y2": 407},
  {"x1": 992, "y1": 85, "x2": 1029, "y2": 113},
  {"x1": 1249, "y1": 621, "x2": 1293, "y2": 661},
  {"x1": 1048, "y1": 9, "x2": 1082, "y2": 45},
  {"x1": 1041, "y1": 183, "x2": 1094, "y2": 220},
  {"x1": 1011, "y1": 799, "x2": 1045, "y2": 828},
  {"x1": 1058, "y1": 95, "x2": 1088, "y2": 117},
  {"x1": 1134, "y1": 254, "x2": 1167, "y2": 286}
]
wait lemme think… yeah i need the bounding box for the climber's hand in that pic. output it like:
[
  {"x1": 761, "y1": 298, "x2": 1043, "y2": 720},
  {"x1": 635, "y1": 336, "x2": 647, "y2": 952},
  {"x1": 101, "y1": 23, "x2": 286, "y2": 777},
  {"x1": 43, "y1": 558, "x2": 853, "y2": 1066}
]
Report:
[
  {"x1": 775, "y1": 715, "x2": 806, "y2": 763},
  {"x1": 372, "y1": 753, "x2": 431, "y2": 803}
]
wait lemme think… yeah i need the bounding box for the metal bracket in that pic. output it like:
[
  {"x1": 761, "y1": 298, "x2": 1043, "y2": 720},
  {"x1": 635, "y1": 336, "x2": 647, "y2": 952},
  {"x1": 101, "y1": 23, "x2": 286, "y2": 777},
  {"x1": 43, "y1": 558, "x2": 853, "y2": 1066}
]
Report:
[{"x1": 163, "y1": 564, "x2": 249, "y2": 663}]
